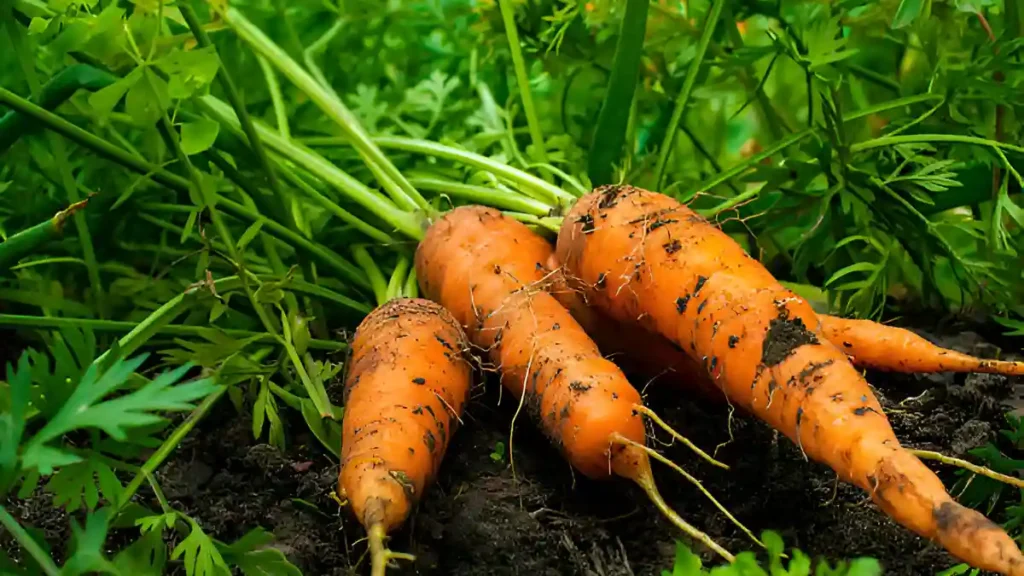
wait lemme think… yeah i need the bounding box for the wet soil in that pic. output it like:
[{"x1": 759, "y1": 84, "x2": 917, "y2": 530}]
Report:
[{"x1": 4, "y1": 324, "x2": 1024, "y2": 575}]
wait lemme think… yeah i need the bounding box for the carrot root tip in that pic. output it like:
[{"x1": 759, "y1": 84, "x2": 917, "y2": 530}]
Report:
[
  {"x1": 610, "y1": 433, "x2": 754, "y2": 558},
  {"x1": 633, "y1": 405, "x2": 729, "y2": 470},
  {"x1": 367, "y1": 523, "x2": 415, "y2": 576}
]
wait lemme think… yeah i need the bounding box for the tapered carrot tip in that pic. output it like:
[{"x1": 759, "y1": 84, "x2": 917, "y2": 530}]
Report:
[
  {"x1": 934, "y1": 502, "x2": 1024, "y2": 576},
  {"x1": 862, "y1": 447, "x2": 1024, "y2": 575},
  {"x1": 365, "y1": 502, "x2": 416, "y2": 576},
  {"x1": 819, "y1": 316, "x2": 1024, "y2": 376}
]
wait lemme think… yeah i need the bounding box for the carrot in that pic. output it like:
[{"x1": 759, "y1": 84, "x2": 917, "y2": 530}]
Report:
[
  {"x1": 555, "y1": 184, "x2": 1024, "y2": 576},
  {"x1": 548, "y1": 260, "x2": 1024, "y2": 383},
  {"x1": 820, "y1": 315, "x2": 1024, "y2": 376},
  {"x1": 339, "y1": 297, "x2": 472, "y2": 576},
  {"x1": 416, "y1": 205, "x2": 755, "y2": 562},
  {"x1": 545, "y1": 253, "x2": 723, "y2": 401}
]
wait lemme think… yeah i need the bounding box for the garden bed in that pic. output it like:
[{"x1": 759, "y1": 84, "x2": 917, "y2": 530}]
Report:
[{"x1": 9, "y1": 322, "x2": 1017, "y2": 576}]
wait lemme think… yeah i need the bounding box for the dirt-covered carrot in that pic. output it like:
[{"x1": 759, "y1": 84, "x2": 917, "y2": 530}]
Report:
[
  {"x1": 417, "y1": 205, "x2": 751, "y2": 561},
  {"x1": 547, "y1": 262, "x2": 1024, "y2": 385},
  {"x1": 545, "y1": 253, "x2": 723, "y2": 401},
  {"x1": 820, "y1": 315, "x2": 1024, "y2": 376},
  {"x1": 555, "y1": 185, "x2": 1024, "y2": 576},
  {"x1": 339, "y1": 298, "x2": 472, "y2": 576}
]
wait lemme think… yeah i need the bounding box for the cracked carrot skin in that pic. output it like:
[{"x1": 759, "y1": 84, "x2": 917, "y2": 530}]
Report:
[
  {"x1": 555, "y1": 185, "x2": 1024, "y2": 576},
  {"x1": 415, "y1": 205, "x2": 648, "y2": 480},
  {"x1": 339, "y1": 298, "x2": 472, "y2": 540},
  {"x1": 820, "y1": 315, "x2": 1024, "y2": 376}
]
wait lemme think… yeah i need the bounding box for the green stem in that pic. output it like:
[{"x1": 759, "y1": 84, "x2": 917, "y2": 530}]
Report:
[
  {"x1": 4, "y1": 20, "x2": 106, "y2": 317},
  {"x1": 366, "y1": 135, "x2": 574, "y2": 208},
  {"x1": 269, "y1": 381, "x2": 302, "y2": 410},
  {"x1": 0, "y1": 314, "x2": 345, "y2": 350},
  {"x1": 408, "y1": 177, "x2": 551, "y2": 215},
  {"x1": 278, "y1": 336, "x2": 333, "y2": 418},
  {"x1": 699, "y1": 185, "x2": 762, "y2": 218},
  {"x1": 221, "y1": 6, "x2": 428, "y2": 212},
  {"x1": 118, "y1": 387, "x2": 226, "y2": 511},
  {"x1": 840, "y1": 62, "x2": 901, "y2": 93},
  {"x1": 0, "y1": 64, "x2": 117, "y2": 153},
  {"x1": 688, "y1": 128, "x2": 815, "y2": 201},
  {"x1": 505, "y1": 212, "x2": 562, "y2": 234},
  {"x1": 154, "y1": 102, "x2": 281, "y2": 339},
  {"x1": 403, "y1": 268, "x2": 418, "y2": 299},
  {"x1": 588, "y1": 0, "x2": 649, "y2": 186},
  {"x1": 654, "y1": 0, "x2": 726, "y2": 188},
  {"x1": 0, "y1": 199, "x2": 89, "y2": 269},
  {"x1": 850, "y1": 134, "x2": 1024, "y2": 156},
  {"x1": 722, "y1": 3, "x2": 785, "y2": 142},
  {"x1": 842, "y1": 93, "x2": 942, "y2": 122},
  {"x1": 0, "y1": 87, "x2": 190, "y2": 191},
  {"x1": 179, "y1": 4, "x2": 301, "y2": 314},
  {"x1": 497, "y1": 0, "x2": 548, "y2": 166},
  {"x1": 93, "y1": 275, "x2": 367, "y2": 370},
  {"x1": 0, "y1": 505, "x2": 59, "y2": 576},
  {"x1": 303, "y1": 16, "x2": 344, "y2": 90},
  {"x1": 214, "y1": 198, "x2": 370, "y2": 289},
  {"x1": 273, "y1": 160, "x2": 394, "y2": 243},
  {"x1": 385, "y1": 256, "x2": 410, "y2": 302},
  {"x1": 352, "y1": 246, "x2": 388, "y2": 307},
  {"x1": 258, "y1": 56, "x2": 291, "y2": 140},
  {"x1": 199, "y1": 95, "x2": 424, "y2": 240}
]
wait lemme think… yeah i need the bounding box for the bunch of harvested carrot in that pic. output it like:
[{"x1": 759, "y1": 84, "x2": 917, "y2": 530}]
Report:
[
  {"x1": 416, "y1": 205, "x2": 757, "y2": 562},
  {"x1": 338, "y1": 297, "x2": 472, "y2": 576},
  {"x1": 555, "y1": 184, "x2": 1024, "y2": 575}
]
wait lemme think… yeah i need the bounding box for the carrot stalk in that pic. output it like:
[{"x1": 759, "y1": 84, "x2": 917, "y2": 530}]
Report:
[
  {"x1": 820, "y1": 315, "x2": 1024, "y2": 375},
  {"x1": 338, "y1": 298, "x2": 472, "y2": 575},
  {"x1": 416, "y1": 206, "x2": 741, "y2": 560},
  {"x1": 555, "y1": 185, "x2": 1024, "y2": 576}
]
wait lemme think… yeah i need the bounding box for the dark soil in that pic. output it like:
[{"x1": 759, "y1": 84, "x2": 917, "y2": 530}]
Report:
[{"x1": 5, "y1": 324, "x2": 1024, "y2": 575}]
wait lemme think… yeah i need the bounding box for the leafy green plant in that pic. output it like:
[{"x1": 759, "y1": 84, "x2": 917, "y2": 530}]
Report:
[
  {"x1": 662, "y1": 531, "x2": 882, "y2": 576},
  {"x1": 0, "y1": 331, "x2": 304, "y2": 575}
]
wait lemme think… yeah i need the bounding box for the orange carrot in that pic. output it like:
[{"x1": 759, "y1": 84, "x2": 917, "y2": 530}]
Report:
[
  {"x1": 417, "y1": 205, "x2": 750, "y2": 561},
  {"x1": 545, "y1": 253, "x2": 723, "y2": 401},
  {"x1": 820, "y1": 315, "x2": 1024, "y2": 376},
  {"x1": 339, "y1": 298, "x2": 472, "y2": 576},
  {"x1": 555, "y1": 185, "x2": 1024, "y2": 576},
  {"x1": 548, "y1": 258, "x2": 1024, "y2": 384}
]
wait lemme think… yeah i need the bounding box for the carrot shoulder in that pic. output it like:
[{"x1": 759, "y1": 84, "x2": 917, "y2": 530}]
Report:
[
  {"x1": 339, "y1": 298, "x2": 472, "y2": 576},
  {"x1": 820, "y1": 315, "x2": 1024, "y2": 376},
  {"x1": 555, "y1": 185, "x2": 1024, "y2": 576},
  {"x1": 417, "y1": 205, "x2": 740, "y2": 561}
]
